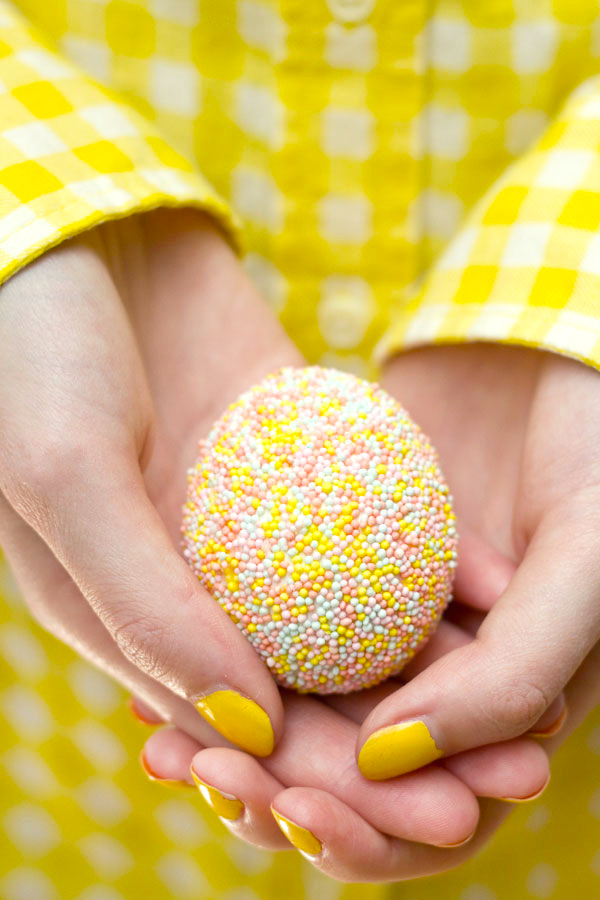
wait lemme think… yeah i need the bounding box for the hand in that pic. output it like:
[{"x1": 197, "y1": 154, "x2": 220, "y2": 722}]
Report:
[
  {"x1": 0, "y1": 207, "x2": 302, "y2": 756},
  {"x1": 135, "y1": 590, "x2": 568, "y2": 878},
  {"x1": 0, "y1": 227, "x2": 558, "y2": 874},
  {"x1": 133, "y1": 342, "x2": 600, "y2": 882},
  {"x1": 354, "y1": 344, "x2": 600, "y2": 781},
  {"x1": 137, "y1": 635, "x2": 598, "y2": 882}
]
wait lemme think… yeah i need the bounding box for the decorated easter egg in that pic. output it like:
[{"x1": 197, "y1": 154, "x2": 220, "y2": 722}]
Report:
[{"x1": 181, "y1": 366, "x2": 457, "y2": 694}]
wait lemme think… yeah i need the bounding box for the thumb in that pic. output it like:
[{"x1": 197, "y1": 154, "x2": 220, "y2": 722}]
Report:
[
  {"x1": 3, "y1": 439, "x2": 281, "y2": 757},
  {"x1": 356, "y1": 501, "x2": 600, "y2": 779},
  {"x1": 0, "y1": 234, "x2": 281, "y2": 757}
]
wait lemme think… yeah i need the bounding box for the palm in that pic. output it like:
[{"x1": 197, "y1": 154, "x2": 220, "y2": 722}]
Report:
[
  {"x1": 383, "y1": 342, "x2": 599, "y2": 605},
  {"x1": 135, "y1": 319, "x2": 600, "y2": 875},
  {"x1": 2, "y1": 207, "x2": 597, "y2": 878},
  {"x1": 111, "y1": 207, "x2": 302, "y2": 545}
]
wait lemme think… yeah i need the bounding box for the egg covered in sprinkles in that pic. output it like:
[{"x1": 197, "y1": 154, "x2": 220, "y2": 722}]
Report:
[{"x1": 181, "y1": 366, "x2": 458, "y2": 694}]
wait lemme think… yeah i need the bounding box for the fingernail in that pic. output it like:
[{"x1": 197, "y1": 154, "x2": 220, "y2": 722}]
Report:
[
  {"x1": 435, "y1": 830, "x2": 476, "y2": 848},
  {"x1": 128, "y1": 698, "x2": 161, "y2": 726},
  {"x1": 528, "y1": 706, "x2": 568, "y2": 739},
  {"x1": 139, "y1": 750, "x2": 194, "y2": 789},
  {"x1": 190, "y1": 770, "x2": 244, "y2": 821},
  {"x1": 271, "y1": 808, "x2": 322, "y2": 857},
  {"x1": 499, "y1": 775, "x2": 550, "y2": 803},
  {"x1": 358, "y1": 720, "x2": 443, "y2": 780},
  {"x1": 195, "y1": 690, "x2": 274, "y2": 757}
]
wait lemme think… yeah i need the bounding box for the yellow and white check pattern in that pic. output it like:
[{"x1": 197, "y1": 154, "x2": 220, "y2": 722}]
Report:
[
  {"x1": 0, "y1": 0, "x2": 599, "y2": 898},
  {"x1": 0, "y1": 2, "x2": 238, "y2": 287},
  {"x1": 380, "y1": 76, "x2": 600, "y2": 367}
]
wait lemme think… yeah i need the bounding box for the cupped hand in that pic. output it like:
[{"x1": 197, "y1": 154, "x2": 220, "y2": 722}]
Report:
[
  {"x1": 139, "y1": 634, "x2": 598, "y2": 882},
  {"x1": 135, "y1": 593, "x2": 563, "y2": 875},
  {"x1": 355, "y1": 343, "x2": 600, "y2": 781},
  {"x1": 0, "y1": 207, "x2": 302, "y2": 756},
  {"x1": 0, "y1": 210, "x2": 560, "y2": 876},
  {"x1": 133, "y1": 341, "x2": 600, "y2": 882},
  {"x1": 4, "y1": 214, "x2": 590, "y2": 881}
]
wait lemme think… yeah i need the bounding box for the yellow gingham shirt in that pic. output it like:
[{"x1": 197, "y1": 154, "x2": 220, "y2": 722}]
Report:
[
  {"x1": 3, "y1": 1, "x2": 600, "y2": 374},
  {"x1": 0, "y1": 2, "x2": 599, "y2": 899}
]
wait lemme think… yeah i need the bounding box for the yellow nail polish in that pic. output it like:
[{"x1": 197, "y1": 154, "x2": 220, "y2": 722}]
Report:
[
  {"x1": 139, "y1": 751, "x2": 195, "y2": 790},
  {"x1": 191, "y1": 770, "x2": 244, "y2": 821},
  {"x1": 271, "y1": 808, "x2": 322, "y2": 856},
  {"x1": 435, "y1": 830, "x2": 476, "y2": 848},
  {"x1": 528, "y1": 706, "x2": 567, "y2": 739},
  {"x1": 499, "y1": 776, "x2": 550, "y2": 804},
  {"x1": 358, "y1": 720, "x2": 443, "y2": 780},
  {"x1": 128, "y1": 697, "x2": 161, "y2": 726},
  {"x1": 195, "y1": 690, "x2": 274, "y2": 757}
]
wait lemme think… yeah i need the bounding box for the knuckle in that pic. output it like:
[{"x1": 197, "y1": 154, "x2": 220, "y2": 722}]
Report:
[
  {"x1": 112, "y1": 610, "x2": 179, "y2": 686},
  {"x1": 486, "y1": 677, "x2": 549, "y2": 736}
]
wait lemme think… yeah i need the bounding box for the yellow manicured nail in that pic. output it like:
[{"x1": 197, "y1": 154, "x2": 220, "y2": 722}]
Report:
[
  {"x1": 528, "y1": 706, "x2": 567, "y2": 738},
  {"x1": 195, "y1": 690, "x2": 274, "y2": 757},
  {"x1": 139, "y1": 751, "x2": 194, "y2": 790},
  {"x1": 191, "y1": 770, "x2": 244, "y2": 820},
  {"x1": 435, "y1": 830, "x2": 476, "y2": 848},
  {"x1": 271, "y1": 808, "x2": 322, "y2": 856},
  {"x1": 358, "y1": 720, "x2": 443, "y2": 780},
  {"x1": 499, "y1": 776, "x2": 550, "y2": 804}
]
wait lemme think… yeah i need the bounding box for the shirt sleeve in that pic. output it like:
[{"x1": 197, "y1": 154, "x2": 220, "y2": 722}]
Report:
[
  {"x1": 0, "y1": 1, "x2": 241, "y2": 288},
  {"x1": 376, "y1": 74, "x2": 600, "y2": 373}
]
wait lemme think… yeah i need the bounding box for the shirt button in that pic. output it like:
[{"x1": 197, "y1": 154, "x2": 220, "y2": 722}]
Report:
[
  {"x1": 326, "y1": 0, "x2": 376, "y2": 25},
  {"x1": 317, "y1": 287, "x2": 374, "y2": 349}
]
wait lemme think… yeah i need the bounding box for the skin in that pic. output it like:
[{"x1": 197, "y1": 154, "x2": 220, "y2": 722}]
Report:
[
  {"x1": 0, "y1": 208, "x2": 597, "y2": 881},
  {"x1": 141, "y1": 646, "x2": 598, "y2": 882}
]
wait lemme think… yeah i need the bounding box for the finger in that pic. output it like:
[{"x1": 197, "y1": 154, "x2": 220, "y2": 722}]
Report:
[
  {"x1": 325, "y1": 655, "x2": 553, "y2": 802},
  {"x1": 452, "y1": 524, "x2": 516, "y2": 612},
  {"x1": 128, "y1": 696, "x2": 165, "y2": 726},
  {"x1": 1, "y1": 436, "x2": 281, "y2": 757},
  {"x1": 0, "y1": 492, "x2": 275, "y2": 750},
  {"x1": 544, "y1": 640, "x2": 600, "y2": 750},
  {"x1": 264, "y1": 693, "x2": 480, "y2": 847},
  {"x1": 0, "y1": 240, "x2": 282, "y2": 756},
  {"x1": 527, "y1": 694, "x2": 568, "y2": 738},
  {"x1": 443, "y1": 740, "x2": 550, "y2": 802},
  {"x1": 144, "y1": 730, "x2": 550, "y2": 883},
  {"x1": 407, "y1": 605, "x2": 568, "y2": 739},
  {"x1": 272, "y1": 791, "x2": 521, "y2": 883},
  {"x1": 356, "y1": 504, "x2": 600, "y2": 779},
  {"x1": 143, "y1": 687, "x2": 483, "y2": 848},
  {"x1": 270, "y1": 787, "x2": 480, "y2": 883},
  {"x1": 145, "y1": 731, "x2": 480, "y2": 874},
  {"x1": 410, "y1": 606, "x2": 569, "y2": 739},
  {"x1": 190, "y1": 746, "x2": 292, "y2": 851},
  {"x1": 139, "y1": 726, "x2": 200, "y2": 787},
  {"x1": 142, "y1": 727, "x2": 293, "y2": 851}
]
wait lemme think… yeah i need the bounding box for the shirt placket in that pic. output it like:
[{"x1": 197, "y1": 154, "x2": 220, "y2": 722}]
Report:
[{"x1": 274, "y1": 0, "x2": 426, "y2": 364}]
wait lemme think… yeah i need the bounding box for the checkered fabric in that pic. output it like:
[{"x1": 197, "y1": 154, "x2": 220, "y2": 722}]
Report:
[
  {"x1": 379, "y1": 76, "x2": 600, "y2": 368},
  {"x1": 1, "y1": 2, "x2": 600, "y2": 375},
  {"x1": 0, "y1": 1, "x2": 599, "y2": 899},
  {"x1": 0, "y1": 2, "x2": 238, "y2": 287}
]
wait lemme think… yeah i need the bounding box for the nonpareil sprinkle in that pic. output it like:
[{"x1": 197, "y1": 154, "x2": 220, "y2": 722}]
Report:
[{"x1": 181, "y1": 366, "x2": 458, "y2": 694}]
